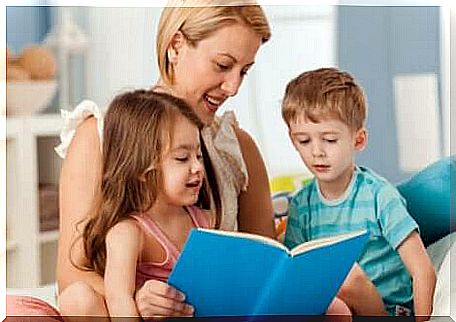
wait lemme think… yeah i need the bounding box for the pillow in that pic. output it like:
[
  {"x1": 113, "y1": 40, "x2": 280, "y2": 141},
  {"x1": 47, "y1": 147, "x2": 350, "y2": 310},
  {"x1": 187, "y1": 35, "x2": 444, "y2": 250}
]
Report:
[
  {"x1": 6, "y1": 295, "x2": 62, "y2": 321},
  {"x1": 397, "y1": 156, "x2": 456, "y2": 247}
]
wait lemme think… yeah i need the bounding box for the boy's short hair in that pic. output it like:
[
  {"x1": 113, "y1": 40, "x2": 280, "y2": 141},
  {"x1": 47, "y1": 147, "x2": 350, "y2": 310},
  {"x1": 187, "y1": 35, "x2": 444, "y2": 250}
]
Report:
[{"x1": 282, "y1": 67, "x2": 367, "y2": 130}]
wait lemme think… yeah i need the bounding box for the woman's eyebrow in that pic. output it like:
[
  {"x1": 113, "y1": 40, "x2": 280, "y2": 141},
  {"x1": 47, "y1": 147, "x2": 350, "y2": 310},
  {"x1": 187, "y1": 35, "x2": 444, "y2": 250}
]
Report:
[{"x1": 218, "y1": 52, "x2": 255, "y2": 66}]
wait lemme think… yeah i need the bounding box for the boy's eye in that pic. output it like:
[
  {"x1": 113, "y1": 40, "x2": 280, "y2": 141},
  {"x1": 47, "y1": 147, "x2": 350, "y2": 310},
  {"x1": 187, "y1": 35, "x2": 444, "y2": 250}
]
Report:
[
  {"x1": 324, "y1": 138, "x2": 338, "y2": 143},
  {"x1": 298, "y1": 139, "x2": 310, "y2": 145}
]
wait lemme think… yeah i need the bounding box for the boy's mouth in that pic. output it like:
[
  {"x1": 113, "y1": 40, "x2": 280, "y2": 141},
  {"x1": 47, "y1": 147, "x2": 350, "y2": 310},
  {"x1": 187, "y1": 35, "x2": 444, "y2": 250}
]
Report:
[{"x1": 313, "y1": 164, "x2": 330, "y2": 172}]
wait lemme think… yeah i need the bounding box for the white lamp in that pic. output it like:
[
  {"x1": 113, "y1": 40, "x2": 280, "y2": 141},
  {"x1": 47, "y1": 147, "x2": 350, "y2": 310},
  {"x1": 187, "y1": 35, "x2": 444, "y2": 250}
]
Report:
[{"x1": 44, "y1": 7, "x2": 89, "y2": 110}]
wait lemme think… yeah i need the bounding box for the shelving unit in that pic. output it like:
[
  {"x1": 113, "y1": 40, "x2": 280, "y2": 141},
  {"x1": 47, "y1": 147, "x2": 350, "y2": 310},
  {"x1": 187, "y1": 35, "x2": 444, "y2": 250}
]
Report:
[{"x1": 6, "y1": 113, "x2": 62, "y2": 288}]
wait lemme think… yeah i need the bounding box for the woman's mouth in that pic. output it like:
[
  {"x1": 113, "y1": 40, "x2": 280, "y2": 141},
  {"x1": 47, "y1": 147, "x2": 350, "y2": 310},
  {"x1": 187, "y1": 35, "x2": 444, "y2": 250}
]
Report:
[{"x1": 203, "y1": 94, "x2": 223, "y2": 113}]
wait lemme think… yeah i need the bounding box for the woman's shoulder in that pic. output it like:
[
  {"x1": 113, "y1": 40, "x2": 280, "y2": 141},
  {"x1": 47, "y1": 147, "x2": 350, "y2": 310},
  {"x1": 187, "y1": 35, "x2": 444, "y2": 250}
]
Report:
[{"x1": 55, "y1": 100, "x2": 105, "y2": 159}]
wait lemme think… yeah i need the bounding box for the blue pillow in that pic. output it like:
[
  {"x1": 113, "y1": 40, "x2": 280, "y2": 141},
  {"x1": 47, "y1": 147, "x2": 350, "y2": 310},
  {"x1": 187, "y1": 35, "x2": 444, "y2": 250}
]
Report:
[{"x1": 397, "y1": 155, "x2": 456, "y2": 247}]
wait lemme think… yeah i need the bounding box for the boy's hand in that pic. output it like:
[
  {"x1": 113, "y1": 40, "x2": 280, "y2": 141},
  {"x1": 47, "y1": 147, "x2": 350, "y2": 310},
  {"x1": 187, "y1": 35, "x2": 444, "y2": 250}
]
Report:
[{"x1": 135, "y1": 279, "x2": 195, "y2": 318}]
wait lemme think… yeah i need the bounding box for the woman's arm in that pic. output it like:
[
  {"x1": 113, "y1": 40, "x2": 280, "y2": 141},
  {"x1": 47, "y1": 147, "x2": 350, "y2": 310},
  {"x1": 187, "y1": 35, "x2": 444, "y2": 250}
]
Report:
[
  {"x1": 398, "y1": 231, "x2": 436, "y2": 322},
  {"x1": 105, "y1": 221, "x2": 141, "y2": 319},
  {"x1": 235, "y1": 127, "x2": 275, "y2": 239},
  {"x1": 57, "y1": 116, "x2": 105, "y2": 295}
]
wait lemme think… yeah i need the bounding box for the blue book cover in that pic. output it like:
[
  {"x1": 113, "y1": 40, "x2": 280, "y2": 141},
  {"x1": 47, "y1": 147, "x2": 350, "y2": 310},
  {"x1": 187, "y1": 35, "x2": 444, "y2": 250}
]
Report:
[{"x1": 168, "y1": 229, "x2": 369, "y2": 317}]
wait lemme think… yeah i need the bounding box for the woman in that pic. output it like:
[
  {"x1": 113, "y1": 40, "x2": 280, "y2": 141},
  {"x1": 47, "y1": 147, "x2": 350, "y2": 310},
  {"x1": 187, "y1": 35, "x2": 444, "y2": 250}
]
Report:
[{"x1": 57, "y1": 0, "x2": 275, "y2": 318}]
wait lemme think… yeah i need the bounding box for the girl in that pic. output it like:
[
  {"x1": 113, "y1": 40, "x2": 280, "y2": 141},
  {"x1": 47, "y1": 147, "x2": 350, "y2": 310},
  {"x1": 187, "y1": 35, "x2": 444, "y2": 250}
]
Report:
[{"x1": 66, "y1": 90, "x2": 214, "y2": 319}]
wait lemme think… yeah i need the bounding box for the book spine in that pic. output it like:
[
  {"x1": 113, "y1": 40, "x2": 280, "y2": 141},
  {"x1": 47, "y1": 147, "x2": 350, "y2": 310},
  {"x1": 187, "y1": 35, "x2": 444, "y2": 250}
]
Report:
[{"x1": 250, "y1": 253, "x2": 288, "y2": 316}]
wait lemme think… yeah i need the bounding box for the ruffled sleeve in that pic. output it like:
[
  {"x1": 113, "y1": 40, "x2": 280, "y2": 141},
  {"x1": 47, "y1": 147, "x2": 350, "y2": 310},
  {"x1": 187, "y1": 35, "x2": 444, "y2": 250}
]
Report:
[{"x1": 54, "y1": 100, "x2": 104, "y2": 159}]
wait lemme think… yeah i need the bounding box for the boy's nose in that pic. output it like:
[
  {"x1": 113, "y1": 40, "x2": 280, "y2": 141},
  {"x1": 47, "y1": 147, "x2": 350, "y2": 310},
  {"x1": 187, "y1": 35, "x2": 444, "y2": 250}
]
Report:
[{"x1": 312, "y1": 143, "x2": 325, "y2": 157}]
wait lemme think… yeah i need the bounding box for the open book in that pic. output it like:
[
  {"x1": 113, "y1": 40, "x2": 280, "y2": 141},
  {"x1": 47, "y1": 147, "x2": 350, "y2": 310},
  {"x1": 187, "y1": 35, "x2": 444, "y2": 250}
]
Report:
[{"x1": 168, "y1": 229, "x2": 369, "y2": 317}]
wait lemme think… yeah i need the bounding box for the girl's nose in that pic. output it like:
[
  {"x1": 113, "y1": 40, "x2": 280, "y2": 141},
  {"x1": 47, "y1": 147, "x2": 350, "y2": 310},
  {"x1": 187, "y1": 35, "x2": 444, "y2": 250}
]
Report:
[{"x1": 191, "y1": 157, "x2": 204, "y2": 174}]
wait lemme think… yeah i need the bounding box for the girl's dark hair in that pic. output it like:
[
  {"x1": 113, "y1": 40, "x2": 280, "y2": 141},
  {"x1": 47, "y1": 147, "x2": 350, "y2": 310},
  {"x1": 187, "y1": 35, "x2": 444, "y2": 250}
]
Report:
[{"x1": 72, "y1": 90, "x2": 221, "y2": 276}]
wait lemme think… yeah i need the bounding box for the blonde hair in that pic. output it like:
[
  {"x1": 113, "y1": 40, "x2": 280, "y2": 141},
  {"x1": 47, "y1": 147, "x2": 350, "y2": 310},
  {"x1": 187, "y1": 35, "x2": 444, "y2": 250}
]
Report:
[
  {"x1": 282, "y1": 67, "x2": 367, "y2": 131},
  {"x1": 157, "y1": 0, "x2": 271, "y2": 84}
]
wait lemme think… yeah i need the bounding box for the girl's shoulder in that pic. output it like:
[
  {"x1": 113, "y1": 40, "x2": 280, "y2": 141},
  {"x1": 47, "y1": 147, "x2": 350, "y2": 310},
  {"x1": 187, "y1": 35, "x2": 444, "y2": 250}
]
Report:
[{"x1": 106, "y1": 218, "x2": 142, "y2": 244}]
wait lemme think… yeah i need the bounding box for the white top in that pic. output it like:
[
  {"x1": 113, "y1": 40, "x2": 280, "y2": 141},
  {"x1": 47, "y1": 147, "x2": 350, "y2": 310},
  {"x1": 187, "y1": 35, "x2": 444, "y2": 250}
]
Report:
[{"x1": 55, "y1": 100, "x2": 249, "y2": 231}]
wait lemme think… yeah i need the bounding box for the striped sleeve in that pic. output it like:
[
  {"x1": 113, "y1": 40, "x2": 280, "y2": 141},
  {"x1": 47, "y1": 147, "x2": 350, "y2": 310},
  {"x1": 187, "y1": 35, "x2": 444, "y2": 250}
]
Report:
[{"x1": 376, "y1": 185, "x2": 419, "y2": 249}]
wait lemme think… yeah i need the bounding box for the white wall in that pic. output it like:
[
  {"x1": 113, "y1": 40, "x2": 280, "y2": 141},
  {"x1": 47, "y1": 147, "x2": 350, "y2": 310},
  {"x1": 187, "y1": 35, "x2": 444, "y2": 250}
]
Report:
[{"x1": 83, "y1": 5, "x2": 336, "y2": 178}]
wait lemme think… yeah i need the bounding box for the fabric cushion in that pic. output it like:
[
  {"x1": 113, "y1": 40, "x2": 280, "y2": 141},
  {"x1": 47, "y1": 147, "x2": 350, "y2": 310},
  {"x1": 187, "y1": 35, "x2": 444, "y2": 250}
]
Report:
[{"x1": 397, "y1": 156, "x2": 455, "y2": 247}]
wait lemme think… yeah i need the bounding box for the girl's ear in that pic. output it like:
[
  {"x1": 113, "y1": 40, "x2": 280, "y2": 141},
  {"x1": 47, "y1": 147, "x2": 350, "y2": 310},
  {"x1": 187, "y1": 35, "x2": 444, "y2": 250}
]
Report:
[
  {"x1": 354, "y1": 127, "x2": 368, "y2": 151},
  {"x1": 168, "y1": 31, "x2": 187, "y2": 64},
  {"x1": 139, "y1": 165, "x2": 155, "y2": 182}
]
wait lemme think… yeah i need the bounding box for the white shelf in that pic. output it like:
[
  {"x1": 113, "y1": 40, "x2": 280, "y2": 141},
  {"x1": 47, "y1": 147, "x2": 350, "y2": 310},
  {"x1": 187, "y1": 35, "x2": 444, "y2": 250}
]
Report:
[
  {"x1": 6, "y1": 113, "x2": 62, "y2": 139},
  {"x1": 39, "y1": 230, "x2": 59, "y2": 244},
  {"x1": 6, "y1": 113, "x2": 63, "y2": 287}
]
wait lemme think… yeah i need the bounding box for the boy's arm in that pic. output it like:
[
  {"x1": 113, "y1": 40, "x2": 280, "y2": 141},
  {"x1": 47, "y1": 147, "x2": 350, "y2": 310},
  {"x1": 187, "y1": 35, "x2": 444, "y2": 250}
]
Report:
[
  {"x1": 105, "y1": 220, "x2": 141, "y2": 320},
  {"x1": 397, "y1": 231, "x2": 436, "y2": 322}
]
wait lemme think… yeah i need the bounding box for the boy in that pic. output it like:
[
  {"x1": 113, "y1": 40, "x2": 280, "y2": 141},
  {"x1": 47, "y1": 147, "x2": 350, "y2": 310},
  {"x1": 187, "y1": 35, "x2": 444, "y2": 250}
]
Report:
[{"x1": 281, "y1": 67, "x2": 436, "y2": 320}]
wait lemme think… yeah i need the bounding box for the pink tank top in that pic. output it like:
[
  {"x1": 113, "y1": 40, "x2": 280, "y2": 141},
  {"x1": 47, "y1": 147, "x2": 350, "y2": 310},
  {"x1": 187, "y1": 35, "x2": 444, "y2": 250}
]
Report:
[{"x1": 132, "y1": 206, "x2": 210, "y2": 289}]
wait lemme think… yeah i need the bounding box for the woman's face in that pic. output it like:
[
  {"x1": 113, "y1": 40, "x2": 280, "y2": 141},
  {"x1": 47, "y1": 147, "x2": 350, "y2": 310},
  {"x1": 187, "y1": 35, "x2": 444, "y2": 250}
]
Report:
[{"x1": 170, "y1": 23, "x2": 263, "y2": 125}]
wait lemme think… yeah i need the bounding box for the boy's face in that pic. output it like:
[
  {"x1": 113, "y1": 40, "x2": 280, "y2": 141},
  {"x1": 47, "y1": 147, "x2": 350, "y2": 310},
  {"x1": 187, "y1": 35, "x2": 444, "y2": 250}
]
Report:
[{"x1": 289, "y1": 115, "x2": 367, "y2": 185}]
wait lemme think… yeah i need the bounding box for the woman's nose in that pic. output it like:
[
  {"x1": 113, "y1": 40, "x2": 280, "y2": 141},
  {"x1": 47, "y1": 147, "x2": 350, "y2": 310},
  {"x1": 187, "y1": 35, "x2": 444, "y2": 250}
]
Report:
[{"x1": 221, "y1": 74, "x2": 242, "y2": 97}]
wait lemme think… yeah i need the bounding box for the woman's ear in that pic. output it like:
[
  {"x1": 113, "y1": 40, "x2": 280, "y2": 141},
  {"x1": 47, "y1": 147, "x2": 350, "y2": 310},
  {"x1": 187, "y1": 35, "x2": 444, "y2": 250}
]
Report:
[
  {"x1": 354, "y1": 127, "x2": 368, "y2": 151},
  {"x1": 168, "y1": 31, "x2": 186, "y2": 64}
]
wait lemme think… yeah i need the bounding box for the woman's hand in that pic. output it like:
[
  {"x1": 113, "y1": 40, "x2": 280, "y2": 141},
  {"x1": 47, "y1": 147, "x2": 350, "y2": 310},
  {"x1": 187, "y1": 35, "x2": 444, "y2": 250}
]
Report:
[{"x1": 135, "y1": 279, "x2": 194, "y2": 319}]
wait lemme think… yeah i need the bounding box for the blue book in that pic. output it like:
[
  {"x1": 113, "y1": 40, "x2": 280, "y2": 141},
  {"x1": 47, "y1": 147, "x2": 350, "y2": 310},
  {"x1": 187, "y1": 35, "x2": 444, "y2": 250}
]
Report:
[{"x1": 168, "y1": 229, "x2": 369, "y2": 317}]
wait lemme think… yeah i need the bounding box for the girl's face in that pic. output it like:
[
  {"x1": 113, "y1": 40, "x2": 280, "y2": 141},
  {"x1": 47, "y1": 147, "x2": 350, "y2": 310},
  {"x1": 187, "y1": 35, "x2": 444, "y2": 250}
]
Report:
[
  {"x1": 158, "y1": 114, "x2": 205, "y2": 207},
  {"x1": 170, "y1": 23, "x2": 262, "y2": 125}
]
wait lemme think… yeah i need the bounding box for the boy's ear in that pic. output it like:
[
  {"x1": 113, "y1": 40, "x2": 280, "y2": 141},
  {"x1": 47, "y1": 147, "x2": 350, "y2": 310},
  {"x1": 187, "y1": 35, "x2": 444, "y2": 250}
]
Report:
[
  {"x1": 168, "y1": 31, "x2": 187, "y2": 64},
  {"x1": 354, "y1": 127, "x2": 368, "y2": 151}
]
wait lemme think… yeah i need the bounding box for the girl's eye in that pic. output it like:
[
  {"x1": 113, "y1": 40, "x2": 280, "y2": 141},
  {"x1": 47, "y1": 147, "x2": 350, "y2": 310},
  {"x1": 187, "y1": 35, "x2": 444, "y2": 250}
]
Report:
[
  {"x1": 241, "y1": 69, "x2": 249, "y2": 76},
  {"x1": 197, "y1": 153, "x2": 203, "y2": 161},
  {"x1": 175, "y1": 157, "x2": 188, "y2": 162},
  {"x1": 299, "y1": 140, "x2": 310, "y2": 145},
  {"x1": 324, "y1": 139, "x2": 338, "y2": 143}
]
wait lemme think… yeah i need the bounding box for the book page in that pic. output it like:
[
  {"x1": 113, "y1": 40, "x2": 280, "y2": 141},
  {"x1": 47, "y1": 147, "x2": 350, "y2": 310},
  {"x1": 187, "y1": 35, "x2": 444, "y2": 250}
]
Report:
[
  {"x1": 290, "y1": 230, "x2": 367, "y2": 256},
  {"x1": 197, "y1": 228, "x2": 288, "y2": 252}
]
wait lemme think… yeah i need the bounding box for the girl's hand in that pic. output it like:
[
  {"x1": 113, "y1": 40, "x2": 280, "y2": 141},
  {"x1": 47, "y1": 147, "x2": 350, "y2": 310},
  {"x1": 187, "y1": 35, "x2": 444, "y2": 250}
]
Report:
[{"x1": 135, "y1": 279, "x2": 194, "y2": 319}]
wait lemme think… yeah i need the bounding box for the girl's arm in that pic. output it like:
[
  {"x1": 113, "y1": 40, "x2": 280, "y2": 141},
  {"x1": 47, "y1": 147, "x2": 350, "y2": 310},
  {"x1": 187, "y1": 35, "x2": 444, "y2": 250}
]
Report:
[
  {"x1": 235, "y1": 127, "x2": 275, "y2": 239},
  {"x1": 397, "y1": 231, "x2": 436, "y2": 322},
  {"x1": 104, "y1": 221, "x2": 141, "y2": 319},
  {"x1": 57, "y1": 117, "x2": 105, "y2": 294}
]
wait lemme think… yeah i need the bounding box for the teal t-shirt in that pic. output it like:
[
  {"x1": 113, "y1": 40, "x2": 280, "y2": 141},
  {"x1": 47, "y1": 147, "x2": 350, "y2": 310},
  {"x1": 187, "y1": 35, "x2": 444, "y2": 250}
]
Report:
[{"x1": 284, "y1": 166, "x2": 418, "y2": 314}]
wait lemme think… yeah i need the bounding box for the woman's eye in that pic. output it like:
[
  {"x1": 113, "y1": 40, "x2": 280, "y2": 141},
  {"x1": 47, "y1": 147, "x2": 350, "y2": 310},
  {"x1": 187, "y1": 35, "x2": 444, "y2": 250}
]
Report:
[
  {"x1": 175, "y1": 157, "x2": 188, "y2": 162},
  {"x1": 216, "y1": 63, "x2": 230, "y2": 71},
  {"x1": 241, "y1": 69, "x2": 249, "y2": 76},
  {"x1": 197, "y1": 153, "x2": 203, "y2": 160}
]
